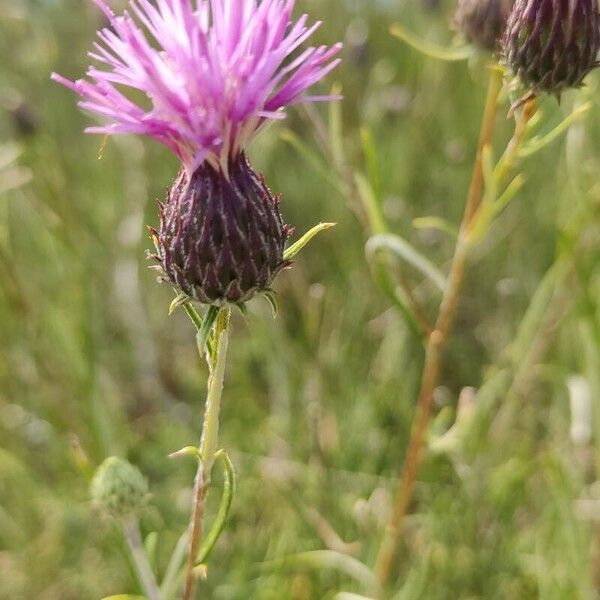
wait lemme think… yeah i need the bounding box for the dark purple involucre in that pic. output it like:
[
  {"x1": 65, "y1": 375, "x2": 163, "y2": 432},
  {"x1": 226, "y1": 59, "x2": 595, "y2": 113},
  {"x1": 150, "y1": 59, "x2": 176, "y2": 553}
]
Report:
[
  {"x1": 504, "y1": 0, "x2": 600, "y2": 94},
  {"x1": 152, "y1": 154, "x2": 292, "y2": 305},
  {"x1": 454, "y1": 0, "x2": 514, "y2": 51}
]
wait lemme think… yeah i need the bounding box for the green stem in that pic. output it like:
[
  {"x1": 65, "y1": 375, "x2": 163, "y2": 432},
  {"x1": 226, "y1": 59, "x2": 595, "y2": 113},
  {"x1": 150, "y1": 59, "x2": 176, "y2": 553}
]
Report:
[
  {"x1": 122, "y1": 516, "x2": 161, "y2": 600},
  {"x1": 183, "y1": 307, "x2": 231, "y2": 600},
  {"x1": 160, "y1": 532, "x2": 188, "y2": 600}
]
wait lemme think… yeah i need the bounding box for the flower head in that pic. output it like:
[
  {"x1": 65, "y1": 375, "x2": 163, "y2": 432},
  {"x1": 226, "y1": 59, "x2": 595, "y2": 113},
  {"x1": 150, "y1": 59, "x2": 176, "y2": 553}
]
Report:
[
  {"x1": 52, "y1": 0, "x2": 341, "y2": 173},
  {"x1": 91, "y1": 457, "x2": 149, "y2": 518},
  {"x1": 454, "y1": 0, "x2": 514, "y2": 51},
  {"x1": 151, "y1": 153, "x2": 292, "y2": 305},
  {"x1": 503, "y1": 0, "x2": 600, "y2": 95}
]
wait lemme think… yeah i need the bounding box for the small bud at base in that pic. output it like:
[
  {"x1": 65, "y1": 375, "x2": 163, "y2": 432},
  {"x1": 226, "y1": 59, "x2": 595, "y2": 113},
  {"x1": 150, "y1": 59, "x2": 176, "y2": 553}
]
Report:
[{"x1": 90, "y1": 457, "x2": 148, "y2": 519}]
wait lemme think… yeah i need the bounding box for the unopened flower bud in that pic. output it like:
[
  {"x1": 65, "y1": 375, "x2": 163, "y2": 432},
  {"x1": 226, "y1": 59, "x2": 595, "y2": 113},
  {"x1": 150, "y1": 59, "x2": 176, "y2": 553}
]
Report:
[
  {"x1": 152, "y1": 154, "x2": 292, "y2": 306},
  {"x1": 91, "y1": 457, "x2": 148, "y2": 518},
  {"x1": 454, "y1": 0, "x2": 513, "y2": 51},
  {"x1": 504, "y1": 0, "x2": 600, "y2": 94}
]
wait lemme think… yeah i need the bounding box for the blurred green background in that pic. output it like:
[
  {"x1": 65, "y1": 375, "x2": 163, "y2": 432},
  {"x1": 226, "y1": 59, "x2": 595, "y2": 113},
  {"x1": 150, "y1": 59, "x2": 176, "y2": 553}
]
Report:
[{"x1": 3, "y1": 0, "x2": 600, "y2": 598}]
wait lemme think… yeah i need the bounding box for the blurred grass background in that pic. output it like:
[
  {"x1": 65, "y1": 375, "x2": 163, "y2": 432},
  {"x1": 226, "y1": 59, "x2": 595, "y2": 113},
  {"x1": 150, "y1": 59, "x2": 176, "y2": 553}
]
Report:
[{"x1": 3, "y1": 0, "x2": 600, "y2": 598}]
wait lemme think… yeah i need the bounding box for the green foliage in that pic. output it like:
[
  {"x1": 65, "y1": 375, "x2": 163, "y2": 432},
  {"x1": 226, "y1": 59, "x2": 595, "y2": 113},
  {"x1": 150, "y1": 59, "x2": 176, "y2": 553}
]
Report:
[{"x1": 3, "y1": 1, "x2": 600, "y2": 599}]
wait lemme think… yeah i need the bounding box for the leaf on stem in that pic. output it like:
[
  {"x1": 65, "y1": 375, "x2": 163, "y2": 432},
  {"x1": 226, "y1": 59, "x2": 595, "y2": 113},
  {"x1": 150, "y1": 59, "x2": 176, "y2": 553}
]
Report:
[
  {"x1": 263, "y1": 290, "x2": 278, "y2": 318},
  {"x1": 366, "y1": 233, "x2": 447, "y2": 292},
  {"x1": 280, "y1": 129, "x2": 345, "y2": 194},
  {"x1": 413, "y1": 216, "x2": 458, "y2": 238},
  {"x1": 471, "y1": 173, "x2": 526, "y2": 243},
  {"x1": 195, "y1": 450, "x2": 236, "y2": 566},
  {"x1": 360, "y1": 128, "x2": 381, "y2": 203},
  {"x1": 283, "y1": 222, "x2": 336, "y2": 261},
  {"x1": 169, "y1": 446, "x2": 202, "y2": 461},
  {"x1": 168, "y1": 293, "x2": 189, "y2": 316},
  {"x1": 144, "y1": 532, "x2": 158, "y2": 573},
  {"x1": 196, "y1": 305, "x2": 219, "y2": 356},
  {"x1": 518, "y1": 102, "x2": 592, "y2": 158},
  {"x1": 181, "y1": 302, "x2": 202, "y2": 330},
  {"x1": 390, "y1": 22, "x2": 472, "y2": 62},
  {"x1": 367, "y1": 254, "x2": 427, "y2": 338},
  {"x1": 355, "y1": 173, "x2": 387, "y2": 235}
]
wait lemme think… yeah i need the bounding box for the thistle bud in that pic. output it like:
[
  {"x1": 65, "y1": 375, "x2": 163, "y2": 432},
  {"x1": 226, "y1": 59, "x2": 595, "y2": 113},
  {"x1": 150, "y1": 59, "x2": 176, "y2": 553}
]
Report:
[
  {"x1": 152, "y1": 154, "x2": 291, "y2": 306},
  {"x1": 454, "y1": 0, "x2": 513, "y2": 51},
  {"x1": 90, "y1": 457, "x2": 148, "y2": 518},
  {"x1": 504, "y1": 0, "x2": 600, "y2": 94}
]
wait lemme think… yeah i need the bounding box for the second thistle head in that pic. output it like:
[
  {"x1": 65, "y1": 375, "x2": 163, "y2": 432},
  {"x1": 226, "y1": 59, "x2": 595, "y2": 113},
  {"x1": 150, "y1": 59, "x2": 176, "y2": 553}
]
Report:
[
  {"x1": 53, "y1": 0, "x2": 342, "y2": 306},
  {"x1": 504, "y1": 0, "x2": 600, "y2": 95},
  {"x1": 91, "y1": 457, "x2": 148, "y2": 519},
  {"x1": 454, "y1": 0, "x2": 514, "y2": 52}
]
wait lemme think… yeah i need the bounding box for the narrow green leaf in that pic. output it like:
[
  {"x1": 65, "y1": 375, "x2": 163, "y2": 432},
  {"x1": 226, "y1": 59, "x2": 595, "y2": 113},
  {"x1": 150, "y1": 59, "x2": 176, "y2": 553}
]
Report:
[
  {"x1": 168, "y1": 293, "x2": 188, "y2": 316},
  {"x1": 329, "y1": 83, "x2": 344, "y2": 167},
  {"x1": 183, "y1": 302, "x2": 203, "y2": 331},
  {"x1": 413, "y1": 217, "x2": 458, "y2": 238},
  {"x1": 263, "y1": 290, "x2": 278, "y2": 318},
  {"x1": 390, "y1": 23, "x2": 472, "y2": 61},
  {"x1": 196, "y1": 306, "x2": 219, "y2": 355},
  {"x1": 367, "y1": 253, "x2": 425, "y2": 339},
  {"x1": 195, "y1": 450, "x2": 236, "y2": 566},
  {"x1": 176, "y1": 298, "x2": 217, "y2": 357},
  {"x1": 144, "y1": 532, "x2": 158, "y2": 572},
  {"x1": 366, "y1": 233, "x2": 447, "y2": 292},
  {"x1": 283, "y1": 222, "x2": 336, "y2": 261},
  {"x1": 518, "y1": 102, "x2": 592, "y2": 159},
  {"x1": 159, "y1": 533, "x2": 188, "y2": 600},
  {"x1": 280, "y1": 129, "x2": 345, "y2": 194},
  {"x1": 493, "y1": 174, "x2": 526, "y2": 216},
  {"x1": 470, "y1": 173, "x2": 526, "y2": 244},
  {"x1": 360, "y1": 127, "x2": 381, "y2": 202},
  {"x1": 169, "y1": 446, "x2": 202, "y2": 461},
  {"x1": 181, "y1": 301, "x2": 214, "y2": 357},
  {"x1": 261, "y1": 550, "x2": 378, "y2": 593},
  {"x1": 235, "y1": 302, "x2": 248, "y2": 318},
  {"x1": 355, "y1": 173, "x2": 387, "y2": 235}
]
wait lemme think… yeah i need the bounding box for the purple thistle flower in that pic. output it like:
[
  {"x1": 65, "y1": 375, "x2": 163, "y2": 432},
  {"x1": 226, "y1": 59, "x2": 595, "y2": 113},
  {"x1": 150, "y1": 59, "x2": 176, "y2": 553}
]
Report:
[
  {"x1": 54, "y1": 0, "x2": 341, "y2": 306},
  {"x1": 52, "y1": 0, "x2": 341, "y2": 174}
]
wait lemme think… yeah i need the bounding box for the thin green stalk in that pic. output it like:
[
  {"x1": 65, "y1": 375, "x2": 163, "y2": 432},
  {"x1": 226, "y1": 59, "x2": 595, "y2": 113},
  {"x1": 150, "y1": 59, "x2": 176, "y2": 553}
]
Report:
[
  {"x1": 160, "y1": 532, "x2": 188, "y2": 600},
  {"x1": 122, "y1": 516, "x2": 161, "y2": 600},
  {"x1": 183, "y1": 307, "x2": 231, "y2": 600}
]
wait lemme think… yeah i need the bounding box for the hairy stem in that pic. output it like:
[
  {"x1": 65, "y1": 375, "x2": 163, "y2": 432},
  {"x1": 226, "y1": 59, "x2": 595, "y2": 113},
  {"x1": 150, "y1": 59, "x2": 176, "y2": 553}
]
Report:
[
  {"x1": 374, "y1": 67, "x2": 504, "y2": 589},
  {"x1": 183, "y1": 308, "x2": 231, "y2": 600},
  {"x1": 122, "y1": 516, "x2": 161, "y2": 600}
]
